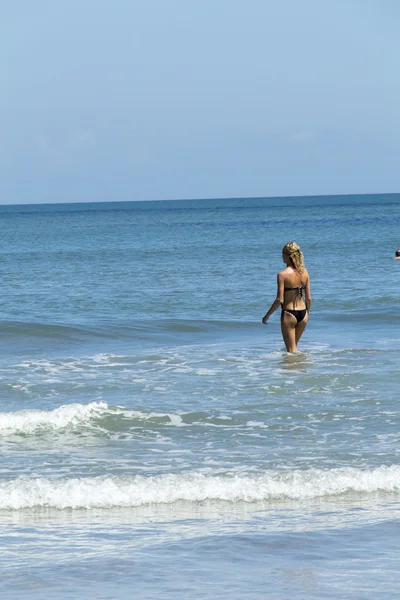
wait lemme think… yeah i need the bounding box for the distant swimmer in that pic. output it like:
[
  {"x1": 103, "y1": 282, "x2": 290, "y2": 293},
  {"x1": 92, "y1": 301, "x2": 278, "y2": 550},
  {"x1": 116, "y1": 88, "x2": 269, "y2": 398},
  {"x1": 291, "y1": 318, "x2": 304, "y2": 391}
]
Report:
[
  {"x1": 262, "y1": 241, "x2": 312, "y2": 353},
  {"x1": 394, "y1": 249, "x2": 400, "y2": 260}
]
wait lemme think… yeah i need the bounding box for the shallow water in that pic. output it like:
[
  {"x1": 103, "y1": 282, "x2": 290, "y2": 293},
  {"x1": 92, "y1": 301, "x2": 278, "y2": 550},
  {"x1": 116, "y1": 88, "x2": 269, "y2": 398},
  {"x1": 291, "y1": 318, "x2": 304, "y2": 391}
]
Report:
[{"x1": 0, "y1": 194, "x2": 399, "y2": 598}]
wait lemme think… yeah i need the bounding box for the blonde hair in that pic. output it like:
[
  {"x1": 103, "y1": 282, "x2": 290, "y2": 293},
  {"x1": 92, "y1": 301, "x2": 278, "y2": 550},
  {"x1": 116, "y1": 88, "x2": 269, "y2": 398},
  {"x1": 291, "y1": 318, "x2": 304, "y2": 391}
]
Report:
[{"x1": 282, "y1": 241, "x2": 305, "y2": 272}]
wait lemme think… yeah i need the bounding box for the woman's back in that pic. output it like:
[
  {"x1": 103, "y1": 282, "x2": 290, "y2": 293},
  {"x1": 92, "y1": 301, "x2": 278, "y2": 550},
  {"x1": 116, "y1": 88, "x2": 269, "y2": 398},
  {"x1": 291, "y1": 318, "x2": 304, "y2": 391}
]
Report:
[{"x1": 280, "y1": 266, "x2": 309, "y2": 310}]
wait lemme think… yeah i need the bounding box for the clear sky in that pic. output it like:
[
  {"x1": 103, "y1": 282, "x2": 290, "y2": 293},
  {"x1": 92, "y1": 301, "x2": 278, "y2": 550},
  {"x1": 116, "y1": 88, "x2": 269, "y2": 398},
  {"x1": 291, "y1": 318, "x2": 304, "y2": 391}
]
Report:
[{"x1": 1, "y1": 0, "x2": 400, "y2": 204}]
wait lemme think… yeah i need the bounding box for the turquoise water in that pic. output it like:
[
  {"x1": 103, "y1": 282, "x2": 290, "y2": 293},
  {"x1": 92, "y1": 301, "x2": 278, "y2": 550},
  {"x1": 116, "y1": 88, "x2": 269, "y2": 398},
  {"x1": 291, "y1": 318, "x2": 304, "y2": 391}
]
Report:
[{"x1": 0, "y1": 194, "x2": 400, "y2": 598}]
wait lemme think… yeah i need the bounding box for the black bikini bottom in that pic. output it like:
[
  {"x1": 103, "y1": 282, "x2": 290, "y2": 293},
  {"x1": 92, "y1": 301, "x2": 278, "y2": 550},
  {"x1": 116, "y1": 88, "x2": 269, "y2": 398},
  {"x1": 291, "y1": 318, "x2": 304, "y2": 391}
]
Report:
[{"x1": 281, "y1": 308, "x2": 307, "y2": 323}]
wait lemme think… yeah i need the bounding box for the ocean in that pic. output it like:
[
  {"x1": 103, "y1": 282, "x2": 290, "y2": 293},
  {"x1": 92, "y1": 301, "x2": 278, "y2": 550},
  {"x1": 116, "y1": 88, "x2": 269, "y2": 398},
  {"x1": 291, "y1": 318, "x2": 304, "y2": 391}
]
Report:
[{"x1": 0, "y1": 193, "x2": 399, "y2": 599}]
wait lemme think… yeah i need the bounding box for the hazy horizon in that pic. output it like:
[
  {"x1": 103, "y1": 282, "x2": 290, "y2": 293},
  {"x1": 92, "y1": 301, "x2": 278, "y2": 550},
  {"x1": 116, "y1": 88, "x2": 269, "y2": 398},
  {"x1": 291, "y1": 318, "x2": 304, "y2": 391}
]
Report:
[{"x1": 0, "y1": 190, "x2": 398, "y2": 209}]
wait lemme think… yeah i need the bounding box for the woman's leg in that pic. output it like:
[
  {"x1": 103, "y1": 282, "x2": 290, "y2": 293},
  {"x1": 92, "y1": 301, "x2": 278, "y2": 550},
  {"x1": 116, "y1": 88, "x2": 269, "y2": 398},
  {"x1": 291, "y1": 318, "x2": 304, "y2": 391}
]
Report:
[
  {"x1": 280, "y1": 311, "x2": 298, "y2": 353},
  {"x1": 295, "y1": 312, "x2": 309, "y2": 346}
]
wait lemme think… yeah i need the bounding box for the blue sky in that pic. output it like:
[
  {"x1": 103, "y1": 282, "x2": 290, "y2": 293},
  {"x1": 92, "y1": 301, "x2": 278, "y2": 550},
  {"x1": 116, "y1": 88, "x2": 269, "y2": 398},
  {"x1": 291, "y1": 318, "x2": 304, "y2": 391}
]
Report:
[{"x1": 1, "y1": 0, "x2": 399, "y2": 204}]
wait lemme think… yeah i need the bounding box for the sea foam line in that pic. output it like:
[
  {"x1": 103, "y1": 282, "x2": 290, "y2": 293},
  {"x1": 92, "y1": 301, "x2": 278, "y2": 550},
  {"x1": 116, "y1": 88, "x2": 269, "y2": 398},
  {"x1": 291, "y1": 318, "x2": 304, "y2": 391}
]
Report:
[
  {"x1": 0, "y1": 403, "x2": 203, "y2": 435},
  {"x1": 1, "y1": 466, "x2": 399, "y2": 509},
  {"x1": 0, "y1": 402, "x2": 111, "y2": 434}
]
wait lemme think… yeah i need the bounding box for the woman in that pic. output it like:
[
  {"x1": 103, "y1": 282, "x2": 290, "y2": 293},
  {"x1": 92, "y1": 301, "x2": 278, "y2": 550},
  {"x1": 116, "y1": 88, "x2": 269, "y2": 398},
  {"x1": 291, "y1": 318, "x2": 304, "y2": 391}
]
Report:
[{"x1": 262, "y1": 242, "x2": 312, "y2": 353}]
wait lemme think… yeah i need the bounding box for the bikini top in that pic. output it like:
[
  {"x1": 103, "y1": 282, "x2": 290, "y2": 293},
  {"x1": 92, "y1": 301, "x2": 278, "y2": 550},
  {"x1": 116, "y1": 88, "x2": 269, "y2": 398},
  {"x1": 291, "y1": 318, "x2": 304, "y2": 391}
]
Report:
[{"x1": 284, "y1": 285, "x2": 305, "y2": 300}]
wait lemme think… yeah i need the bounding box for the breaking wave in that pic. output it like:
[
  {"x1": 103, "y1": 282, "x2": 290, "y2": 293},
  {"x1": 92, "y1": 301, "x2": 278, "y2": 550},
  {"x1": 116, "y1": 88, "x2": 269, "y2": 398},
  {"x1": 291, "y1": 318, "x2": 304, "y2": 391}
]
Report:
[
  {"x1": 1, "y1": 466, "x2": 399, "y2": 509},
  {"x1": 0, "y1": 403, "x2": 235, "y2": 436}
]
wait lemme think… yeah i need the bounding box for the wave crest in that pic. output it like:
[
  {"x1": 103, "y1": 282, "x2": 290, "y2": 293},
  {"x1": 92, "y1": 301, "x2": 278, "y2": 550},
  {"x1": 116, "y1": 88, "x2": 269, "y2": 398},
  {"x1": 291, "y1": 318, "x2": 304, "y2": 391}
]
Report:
[
  {"x1": 0, "y1": 402, "x2": 110, "y2": 435},
  {"x1": 1, "y1": 466, "x2": 399, "y2": 509}
]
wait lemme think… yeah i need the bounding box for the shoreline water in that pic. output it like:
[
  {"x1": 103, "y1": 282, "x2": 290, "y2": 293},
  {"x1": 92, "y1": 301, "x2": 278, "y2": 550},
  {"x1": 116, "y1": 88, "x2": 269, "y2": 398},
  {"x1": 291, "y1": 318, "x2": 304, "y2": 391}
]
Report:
[{"x1": 0, "y1": 193, "x2": 399, "y2": 598}]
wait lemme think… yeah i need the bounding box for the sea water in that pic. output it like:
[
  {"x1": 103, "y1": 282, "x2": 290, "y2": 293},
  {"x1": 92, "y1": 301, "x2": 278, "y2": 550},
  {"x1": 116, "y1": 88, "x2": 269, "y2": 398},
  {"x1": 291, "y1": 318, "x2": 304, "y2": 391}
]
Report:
[{"x1": 0, "y1": 194, "x2": 399, "y2": 599}]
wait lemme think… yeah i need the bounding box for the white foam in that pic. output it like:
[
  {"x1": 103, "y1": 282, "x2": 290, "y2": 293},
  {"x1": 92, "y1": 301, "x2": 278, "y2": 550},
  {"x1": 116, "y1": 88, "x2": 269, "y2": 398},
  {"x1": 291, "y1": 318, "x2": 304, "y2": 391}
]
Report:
[
  {"x1": 167, "y1": 414, "x2": 185, "y2": 427},
  {"x1": 0, "y1": 466, "x2": 399, "y2": 509},
  {"x1": 0, "y1": 404, "x2": 198, "y2": 436},
  {"x1": 0, "y1": 402, "x2": 110, "y2": 435}
]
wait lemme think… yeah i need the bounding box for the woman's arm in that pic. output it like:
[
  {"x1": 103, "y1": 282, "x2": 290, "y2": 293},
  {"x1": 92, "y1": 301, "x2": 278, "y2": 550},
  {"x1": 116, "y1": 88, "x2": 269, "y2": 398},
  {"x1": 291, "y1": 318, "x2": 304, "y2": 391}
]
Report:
[
  {"x1": 305, "y1": 272, "x2": 312, "y2": 313},
  {"x1": 262, "y1": 273, "x2": 284, "y2": 324}
]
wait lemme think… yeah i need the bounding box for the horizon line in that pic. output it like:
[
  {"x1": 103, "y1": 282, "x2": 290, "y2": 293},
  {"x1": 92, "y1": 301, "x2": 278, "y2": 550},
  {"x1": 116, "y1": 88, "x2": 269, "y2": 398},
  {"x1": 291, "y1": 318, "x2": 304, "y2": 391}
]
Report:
[{"x1": 0, "y1": 190, "x2": 399, "y2": 208}]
